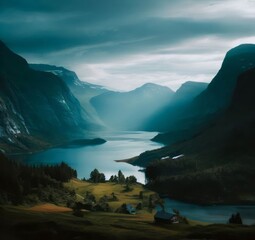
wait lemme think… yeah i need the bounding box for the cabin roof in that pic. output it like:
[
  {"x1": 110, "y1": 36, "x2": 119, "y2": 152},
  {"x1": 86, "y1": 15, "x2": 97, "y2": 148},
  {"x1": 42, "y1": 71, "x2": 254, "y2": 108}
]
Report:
[
  {"x1": 126, "y1": 204, "x2": 136, "y2": 213},
  {"x1": 154, "y1": 210, "x2": 175, "y2": 220}
]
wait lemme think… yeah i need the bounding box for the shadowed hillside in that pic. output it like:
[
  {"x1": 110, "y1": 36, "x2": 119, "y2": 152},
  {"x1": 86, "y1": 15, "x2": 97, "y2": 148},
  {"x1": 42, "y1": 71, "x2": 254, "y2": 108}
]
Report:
[
  {"x1": 153, "y1": 44, "x2": 255, "y2": 144},
  {"x1": 131, "y1": 67, "x2": 255, "y2": 204},
  {"x1": 0, "y1": 41, "x2": 101, "y2": 153}
]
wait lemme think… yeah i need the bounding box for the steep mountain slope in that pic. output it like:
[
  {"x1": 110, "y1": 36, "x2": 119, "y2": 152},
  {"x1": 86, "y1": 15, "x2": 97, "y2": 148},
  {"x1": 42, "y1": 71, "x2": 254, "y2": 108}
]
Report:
[
  {"x1": 144, "y1": 81, "x2": 208, "y2": 131},
  {"x1": 171, "y1": 81, "x2": 208, "y2": 105},
  {"x1": 191, "y1": 44, "x2": 255, "y2": 115},
  {"x1": 132, "y1": 67, "x2": 255, "y2": 203},
  {"x1": 91, "y1": 83, "x2": 174, "y2": 130},
  {"x1": 154, "y1": 44, "x2": 255, "y2": 143},
  {"x1": 0, "y1": 41, "x2": 95, "y2": 153},
  {"x1": 30, "y1": 64, "x2": 108, "y2": 101},
  {"x1": 30, "y1": 64, "x2": 108, "y2": 126}
]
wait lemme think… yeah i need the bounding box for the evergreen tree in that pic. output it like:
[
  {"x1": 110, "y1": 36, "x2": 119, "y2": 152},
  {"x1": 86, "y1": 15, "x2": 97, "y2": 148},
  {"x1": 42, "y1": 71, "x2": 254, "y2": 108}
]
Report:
[{"x1": 118, "y1": 170, "x2": 125, "y2": 184}]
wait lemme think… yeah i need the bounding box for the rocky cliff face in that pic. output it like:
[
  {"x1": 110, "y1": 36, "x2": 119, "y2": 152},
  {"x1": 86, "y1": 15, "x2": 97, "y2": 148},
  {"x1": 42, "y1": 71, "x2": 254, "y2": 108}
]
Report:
[
  {"x1": 0, "y1": 41, "x2": 94, "y2": 153},
  {"x1": 30, "y1": 64, "x2": 108, "y2": 128}
]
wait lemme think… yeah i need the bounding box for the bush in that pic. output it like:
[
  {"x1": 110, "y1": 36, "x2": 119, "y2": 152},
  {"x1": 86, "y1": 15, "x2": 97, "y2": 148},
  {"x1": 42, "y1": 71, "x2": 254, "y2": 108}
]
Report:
[
  {"x1": 73, "y1": 208, "x2": 84, "y2": 217},
  {"x1": 84, "y1": 191, "x2": 96, "y2": 203},
  {"x1": 123, "y1": 184, "x2": 133, "y2": 192},
  {"x1": 109, "y1": 192, "x2": 118, "y2": 201},
  {"x1": 139, "y1": 191, "x2": 144, "y2": 199},
  {"x1": 72, "y1": 202, "x2": 86, "y2": 217},
  {"x1": 136, "y1": 202, "x2": 143, "y2": 210},
  {"x1": 126, "y1": 175, "x2": 137, "y2": 185}
]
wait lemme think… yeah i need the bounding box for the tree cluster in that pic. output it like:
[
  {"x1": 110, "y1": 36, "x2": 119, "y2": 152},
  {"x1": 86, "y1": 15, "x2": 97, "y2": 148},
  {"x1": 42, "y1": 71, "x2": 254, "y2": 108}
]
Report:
[
  {"x1": 228, "y1": 212, "x2": 243, "y2": 224},
  {"x1": 89, "y1": 169, "x2": 105, "y2": 183},
  {"x1": 0, "y1": 154, "x2": 76, "y2": 205},
  {"x1": 108, "y1": 170, "x2": 137, "y2": 185}
]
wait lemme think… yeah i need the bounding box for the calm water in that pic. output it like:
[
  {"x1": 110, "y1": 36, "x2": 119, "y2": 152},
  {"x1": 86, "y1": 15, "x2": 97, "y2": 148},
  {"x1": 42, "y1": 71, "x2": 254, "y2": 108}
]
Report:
[
  {"x1": 24, "y1": 131, "x2": 163, "y2": 184},
  {"x1": 159, "y1": 198, "x2": 255, "y2": 225}
]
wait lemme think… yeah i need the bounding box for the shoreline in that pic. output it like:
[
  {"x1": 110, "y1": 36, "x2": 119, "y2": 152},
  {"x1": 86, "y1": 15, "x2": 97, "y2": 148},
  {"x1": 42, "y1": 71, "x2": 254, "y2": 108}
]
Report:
[
  {"x1": 115, "y1": 156, "x2": 138, "y2": 164},
  {"x1": 116, "y1": 158, "x2": 255, "y2": 206},
  {"x1": 6, "y1": 137, "x2": 107, "y2": 158}
]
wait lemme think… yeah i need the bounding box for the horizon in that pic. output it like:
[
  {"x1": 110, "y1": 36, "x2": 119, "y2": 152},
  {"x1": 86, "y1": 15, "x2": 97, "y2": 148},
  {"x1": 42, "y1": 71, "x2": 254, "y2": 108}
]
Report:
[{"x1": 1, "y1": 0, "x2": 255, "y2": 91}]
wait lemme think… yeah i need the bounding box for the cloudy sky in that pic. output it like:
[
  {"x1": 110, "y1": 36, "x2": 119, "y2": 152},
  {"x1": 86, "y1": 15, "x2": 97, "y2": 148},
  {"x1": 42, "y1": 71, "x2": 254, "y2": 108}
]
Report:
[{"x1": 1, "y1": 0, "x2": 255, "y2": 91}]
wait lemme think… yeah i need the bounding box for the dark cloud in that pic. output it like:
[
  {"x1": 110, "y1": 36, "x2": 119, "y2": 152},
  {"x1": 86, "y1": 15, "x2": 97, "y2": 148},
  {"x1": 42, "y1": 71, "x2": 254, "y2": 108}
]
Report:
[{"x1": 0, "y1": 0, "x2": 255, "y2": 90}]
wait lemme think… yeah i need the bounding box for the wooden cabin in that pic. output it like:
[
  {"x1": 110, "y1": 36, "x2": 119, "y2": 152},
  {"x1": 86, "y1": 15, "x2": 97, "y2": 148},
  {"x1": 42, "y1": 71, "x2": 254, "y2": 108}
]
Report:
[
  {"x1": 126, "y1": 204, "x2": 136, "y2": 215},
  {"x1": 154, "y1": 210, "x2": 178, "y2": 224}
]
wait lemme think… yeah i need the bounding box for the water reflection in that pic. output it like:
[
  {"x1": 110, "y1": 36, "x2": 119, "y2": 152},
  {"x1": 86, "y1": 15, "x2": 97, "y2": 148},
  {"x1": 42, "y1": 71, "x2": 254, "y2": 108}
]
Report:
[{"x1": 24, "y1": 131, "x2": 163, "y2": 184}]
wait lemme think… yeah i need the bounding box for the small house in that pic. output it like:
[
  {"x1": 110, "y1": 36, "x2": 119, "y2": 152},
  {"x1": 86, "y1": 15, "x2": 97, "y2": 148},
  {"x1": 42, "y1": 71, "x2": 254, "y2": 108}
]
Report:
[
  {"x1": 154, "y1": 210, "x2": 178, "y2": 224},
  {"x1": 126, "y1": 204, "x2": 136, "y2": 215}
]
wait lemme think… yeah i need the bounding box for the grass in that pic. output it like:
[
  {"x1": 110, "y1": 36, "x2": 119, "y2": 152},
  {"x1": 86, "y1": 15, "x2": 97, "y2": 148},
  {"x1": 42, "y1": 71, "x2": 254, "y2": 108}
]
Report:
[
  {"x1": 1, "y1": 205, "x2": 255, "y2": 240},
  {"x1": 1, "y1": 179, "x2": 255, "y2": 240},
  {"x1": 28, "y1": 203, "x2": 72, "y2": 213},
  {"x1": 65, "y1": 179, "x2": 155, "y2": 211},
  {"x1": 0, "y1": 205, "x2": 188, "y2": 240}
]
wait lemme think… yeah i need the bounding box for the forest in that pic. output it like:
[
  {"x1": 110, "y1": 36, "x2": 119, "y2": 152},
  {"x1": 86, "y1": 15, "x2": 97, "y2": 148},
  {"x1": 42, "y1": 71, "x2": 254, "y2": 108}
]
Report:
[{"x1": 0, "y1": 154, "x2": 77, "y2": 205}]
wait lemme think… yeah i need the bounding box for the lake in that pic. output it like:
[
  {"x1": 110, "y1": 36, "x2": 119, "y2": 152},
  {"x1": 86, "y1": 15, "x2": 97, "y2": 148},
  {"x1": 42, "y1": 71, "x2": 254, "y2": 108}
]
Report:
[
  {"x1": 23, "y1": 131, "x2": 163, "y2": 184},
  {"x1": 159, "y1": 198, "x2": 255, "y2": 225}
]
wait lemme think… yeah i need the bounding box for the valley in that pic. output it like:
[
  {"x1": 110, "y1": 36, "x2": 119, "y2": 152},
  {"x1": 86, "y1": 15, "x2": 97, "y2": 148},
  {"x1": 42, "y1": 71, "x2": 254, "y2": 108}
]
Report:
[{"x1": 1, "y1": 39, "x2": 255, "y2": 240}]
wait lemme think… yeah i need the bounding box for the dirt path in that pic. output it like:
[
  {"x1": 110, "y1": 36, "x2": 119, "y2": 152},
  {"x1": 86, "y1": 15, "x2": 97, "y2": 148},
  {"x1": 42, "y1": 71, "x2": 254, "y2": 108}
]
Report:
[{"x1": 28, "y1": 203, "x2": 72, "y2": 213}]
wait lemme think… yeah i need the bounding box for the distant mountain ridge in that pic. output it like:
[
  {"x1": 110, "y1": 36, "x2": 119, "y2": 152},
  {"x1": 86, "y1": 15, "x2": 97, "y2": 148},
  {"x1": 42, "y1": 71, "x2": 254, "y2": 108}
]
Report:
[
  {"x1": 144, "y1": 81, "x2": 208, "y2": 131},
  {"x1": 91, "y1": 83, "x2": 174, "y2": 130},
  {"x1": 30, "y1": 64, "x2": 107, "y2": 92},
  {"x1": 171, "y1": 81, "x2": 208, "y2": 105},
  {"x1": 0, "y1": 41, "x2": 98, "y2": 153}
]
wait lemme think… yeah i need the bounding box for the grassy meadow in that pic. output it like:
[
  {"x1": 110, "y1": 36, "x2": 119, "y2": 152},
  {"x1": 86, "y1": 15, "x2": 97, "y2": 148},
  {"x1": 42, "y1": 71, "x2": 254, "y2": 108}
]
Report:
[{"x1": 1, "y1": 179, "x2": 255, "y2": 240}]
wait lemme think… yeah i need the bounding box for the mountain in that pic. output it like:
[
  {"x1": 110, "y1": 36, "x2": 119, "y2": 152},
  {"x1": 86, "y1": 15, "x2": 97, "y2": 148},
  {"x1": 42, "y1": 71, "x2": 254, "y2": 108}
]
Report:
[
  {"x1": 30, "y1": 64, "x2": 108, "y2": 100},
  {"x1": 171, "y1": 81, "x2": 208, "y2": 105},
  {"x1": 132, "y1": 67, "x2": 255, "y2": 204},
  {"x1": 153, "y1": 44, "x2": 255, "y2": 143},
  {"x1": 191, "y1": 44, "x2": 255, "y2": 116},
  {"x1": 144, "y1": 81, "x2": 208, "y2": 131},
  {"x1": 30, "y1": 64, "x2": 108, "y2": 126},
  {"x1": 91, "y1": 83, "x2": 174, "y2": 130},
  {"x1": 0, "y1": 41, "x2": 97, "y2": 153}
]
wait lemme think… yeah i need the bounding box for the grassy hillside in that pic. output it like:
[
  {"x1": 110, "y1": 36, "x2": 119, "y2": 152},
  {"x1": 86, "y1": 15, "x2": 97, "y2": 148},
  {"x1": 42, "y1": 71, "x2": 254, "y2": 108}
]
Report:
[
  {"x1": 65, "y1": 179, "x2": 156, "y2": 211},
  {"x1": 1, "y1": 179, "x2": 255, "y2": 240}
]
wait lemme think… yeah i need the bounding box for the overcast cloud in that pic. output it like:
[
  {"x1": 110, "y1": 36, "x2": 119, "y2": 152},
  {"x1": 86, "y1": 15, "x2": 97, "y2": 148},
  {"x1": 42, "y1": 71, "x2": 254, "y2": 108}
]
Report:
[{"x1": 1, "y1": 0, "x2": 255, "y2": 90}]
